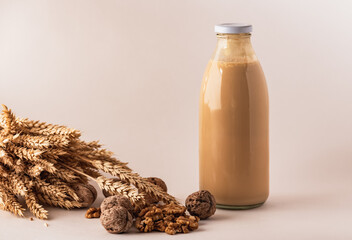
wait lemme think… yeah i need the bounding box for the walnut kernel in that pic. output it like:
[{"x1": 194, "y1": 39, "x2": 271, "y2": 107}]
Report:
[
  {"x1": 135, "y1": 203, "x2": 199, "y2": 235},
  {"x1": 85, "y1": 207, "x2": 101, "y2": 218}
]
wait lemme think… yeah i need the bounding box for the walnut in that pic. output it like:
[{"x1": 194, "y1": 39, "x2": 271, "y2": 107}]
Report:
[
  {"x1": 164, "y1": 215, "x2": 200, "y2": 235},
  {"x1": 176, "y1": 215, "x2": 191, "y2": 225},
  {"x1": 100, "y1": 195, "x2": 134, "y2": 216},
  {"x1": 161, "y1": 202, "x2": 186, "y2": 216},
  {"x1": 135, "y1": 217, "x2": 154, "y2": 232},
  {"x1": 154, "y1": 220, "x2": 167, "y2": 232},
  {"x1": 85, "y1": 207, "x2": 101, "y2": 218},
  {"x1": 165, "y1": 222, "x2": 179, "y2": 235},
  {"x1": 135, "y1": 205, "x2": 162, "y2": 232},
  {"x1": 182, "y1": 225, "x2": 190, "y2": 233},
  {"x1": 144, "y1": 206, "x2": 163, "y2": 221},
  {"x1": 142, "y1": 177, "x2": 168, "y2": 204},
  {"x1": 163, "y1": 214, "x2": 175, "y2": 223},
  {"x1": 135, "y1": 203, "x2": 199, "y2": 235},
  {"x1": 176, "y1": 215, "x2": 199, "y2": 231},
  {"x1": 72, "y1": 183, "x2": 97, "y2": 208},
  {"x1": 185, "y1": 190, "x2": 216, "y2": 219},
  {"x1": 145, "y1": 177, "x2": 167, "y2": 192},
  {"x1": 85, "y1": 184, "x2": 97, "y2": 200},
  {"x1": 100, "y1": 206, "x2": 133, "y2": 234},
  {"x1": 188, "y1": 216, "x2": 200, "y2": 230},
  {"x1": 137, "y1": 205, "x2": 154, "y2": 217}
]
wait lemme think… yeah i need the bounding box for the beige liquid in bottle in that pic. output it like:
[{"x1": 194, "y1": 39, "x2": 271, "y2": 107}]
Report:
[{"x1": 199, "y1": 40, "x2": 269, "y2": 208}]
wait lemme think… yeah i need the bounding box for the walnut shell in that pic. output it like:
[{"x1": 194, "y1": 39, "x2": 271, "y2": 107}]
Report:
[
  {"x1": 185, "y1": 190, "x2": 216, "y2": 219},
  {"x1": 102, "y1": 189, "x2": 111, "y2": 198},
  {"x1": 72, "y1": 183, "x2": 96, "y2": 208},
  {"x1": 145, "y1": 177, "x2": 167, "y2": 192},
  {"x1": 100, "y1": 206, "x2": 133, "y2": 234},
  {"x1": 100, "y1": 195, "x2": 134, "y2": 216},
  {"x1": 142, "y1": 177, "x2": 168, "y2": 204},
  {"x1": 85, "y1": 184, "x2": 97, "y2": 200}
]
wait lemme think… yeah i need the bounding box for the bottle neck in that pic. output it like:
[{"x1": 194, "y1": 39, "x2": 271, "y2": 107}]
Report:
[{"x1": 212, "y1": 33, "x2": 257, "y2": 63}]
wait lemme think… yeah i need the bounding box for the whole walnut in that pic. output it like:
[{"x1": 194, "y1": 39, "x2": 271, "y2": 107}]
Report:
[
  {"x1": 85, "y1": 184, "x2": 98, "y2": 200},
  {"x1": 145, "y1": 177, "x2": 167, "y2": 192},
  {"x1": 185, "y1": 190, "x2": 216, "y2": 219},
  {"x1": 142, "y1": 177, "x2": 168, "y2": 204},
  {"x1": 72, "y1": 183, "x2": 97, "y2": 208},
  {"x1": 102, "y1": 178, "x2": 127, "y2": 197},
  {"x1": 100, "y1": 206, "x2": 133, "y2": 234},
  {"x1": 100, "y1": 195, "x2": 134, "y2": 216}
]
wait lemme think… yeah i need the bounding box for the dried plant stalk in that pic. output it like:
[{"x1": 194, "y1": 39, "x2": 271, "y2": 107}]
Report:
[
  {"x1": 11, "y1": 134, "x2": 70, "y2": 149},
  {"x1": 0, "y1": 185, "x2": 25, "y2": 217},
  {"x1": 45, "y1": 175, "x2": 80, "y2": 201},
  {"x1": 0, "y1": 104, "x2": 177, "y2": 219},
  {"x1": 1, "y1": 105, "x2": 17, "y2": 135},
  {"x1": 96, "y1": 176, "x2": 143, "y2": 204},
  {"x1": 90, "y1": 159, "x2": 177, "y2": 203},
  {"x1": 7, "y1": 173, "x2": 31, "y2": 196},
  {"x1": 36, "y1": 192, "x2": 83, "y2": 209},
  {"x1": 16, "y1": 118, "x2": 81, "y2": 138},
  {"x1": 25, "y1": 190, "x2": 48, "y2": 220},
  {"x1": 34, "y1": 179, "x2": 72, "y2": 200},
  {"x1": 0, "y1": 149, "x2": 15, "y2": 168}
]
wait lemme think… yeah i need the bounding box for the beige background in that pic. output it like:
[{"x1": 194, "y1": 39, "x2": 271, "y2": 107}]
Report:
[{"x1": 1, "y1": 0, "x2": 352, "y2": 239}]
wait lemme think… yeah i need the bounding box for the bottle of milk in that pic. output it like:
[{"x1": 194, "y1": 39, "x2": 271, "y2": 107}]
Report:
[{"x1": 199, "y1": 23, "x2": 269, "y2": 209}]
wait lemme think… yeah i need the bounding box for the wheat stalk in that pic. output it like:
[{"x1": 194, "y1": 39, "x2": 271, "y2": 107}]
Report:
[
  {"x1": 61, "y1": 163, "x2": 144, "y2": 205},
  {"x1": 0, "y1": 185, "x2": 25, "y2": 217},
  {"x1": 0, "y1": 176, "x2": 26, "y2": 196},
  {"x1": 1, "y1": 105, "x2": 17, "y2": 135},
  {"x1": 0, "y1": 149, "x2": 16, "y2": 168},
  {"x1": 0, "y1": 104, "x2": 179, "y2": 219},
  {"x1": 16, "y1": 118, "x2": 81, "y2": 138},
  {"x1": 25, "y1": 190, "x2": 48, "y2": 219},
  {"x1": 11, "y1": 133, "x2": 70, "y2": 149},
  {"x1": 3, "y1": 143, "x2": 42, "y2": 161},
  {"x1": 96, "y1": 176, "x2": 144, "y2": 205},
  {"x1": 34, "y1": 179, "x2": 71, "y2": 200},
  {"x1": 36, "y1": 192, "x2": 83, "y2": 209},
  {"x1": 8, "y1": 173, "x2": 31, "y2": 196},
  {"x1": 70, "y1": 140, "x2": 101, "y2": 151},
  {"x1": 86, "y1": 158, "x2": 177, "y2": 203},
  {"x1": 45, "y1": 175, "x2": 80, "y2": 201}
]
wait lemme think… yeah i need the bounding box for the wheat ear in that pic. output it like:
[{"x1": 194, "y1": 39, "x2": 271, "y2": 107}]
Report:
[
  {"x1": 15, "y1": 117, "x2": 81, "y2": 138},
  {"x1": 0, "y1": 149, "x2": 16, "y2": 168},
  {"x1": 1, "y1": 105, "x2": 17, "y2": 135},
  {"x1": 36, "y1": 192, "x2": 83, "y2": 209},
  {"x1": 25, "y1": 190, "x2": 48, "y2": 219},
  {"x1": 62, "y1": 163, "x2": 143, "y2": 205},
  {"x1": 11, "y1": 134, "x2": 70, "y2": 149},
  {"x1": 87, "y1": 159, "x2": 177, "y2": 203},
  {"x1": 96, "y1": 176, "x2": 144, "y2": 205},
  {"x1": 34, "y1": 178, "x2": 72, "y2": 200},
  {"x1": 0, "y1": 185, "x2": 25, "y2": 217},
  {"x1": 44, "y1": 175, "x2": 80, "y2": 201}
]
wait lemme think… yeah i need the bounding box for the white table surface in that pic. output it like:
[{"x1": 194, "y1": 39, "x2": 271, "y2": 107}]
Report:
[{"x1": 0, "y1": 184, "x2": 351, "y2": 240}]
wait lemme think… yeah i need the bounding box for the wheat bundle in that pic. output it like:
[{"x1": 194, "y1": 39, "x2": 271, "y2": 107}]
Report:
[{"x1": 0, "y1": 105, "x2": 176, "y2": 219}]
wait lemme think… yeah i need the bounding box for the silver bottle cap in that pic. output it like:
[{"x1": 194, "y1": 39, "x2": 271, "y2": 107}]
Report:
[{"x1": 214, "y1": 23, "x2": 252, "y2": 34}]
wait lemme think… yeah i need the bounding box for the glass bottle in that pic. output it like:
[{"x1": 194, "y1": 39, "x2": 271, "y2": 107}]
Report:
[{"x1": 199, "y1": 23, "x2": 269, "y2": 209}]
